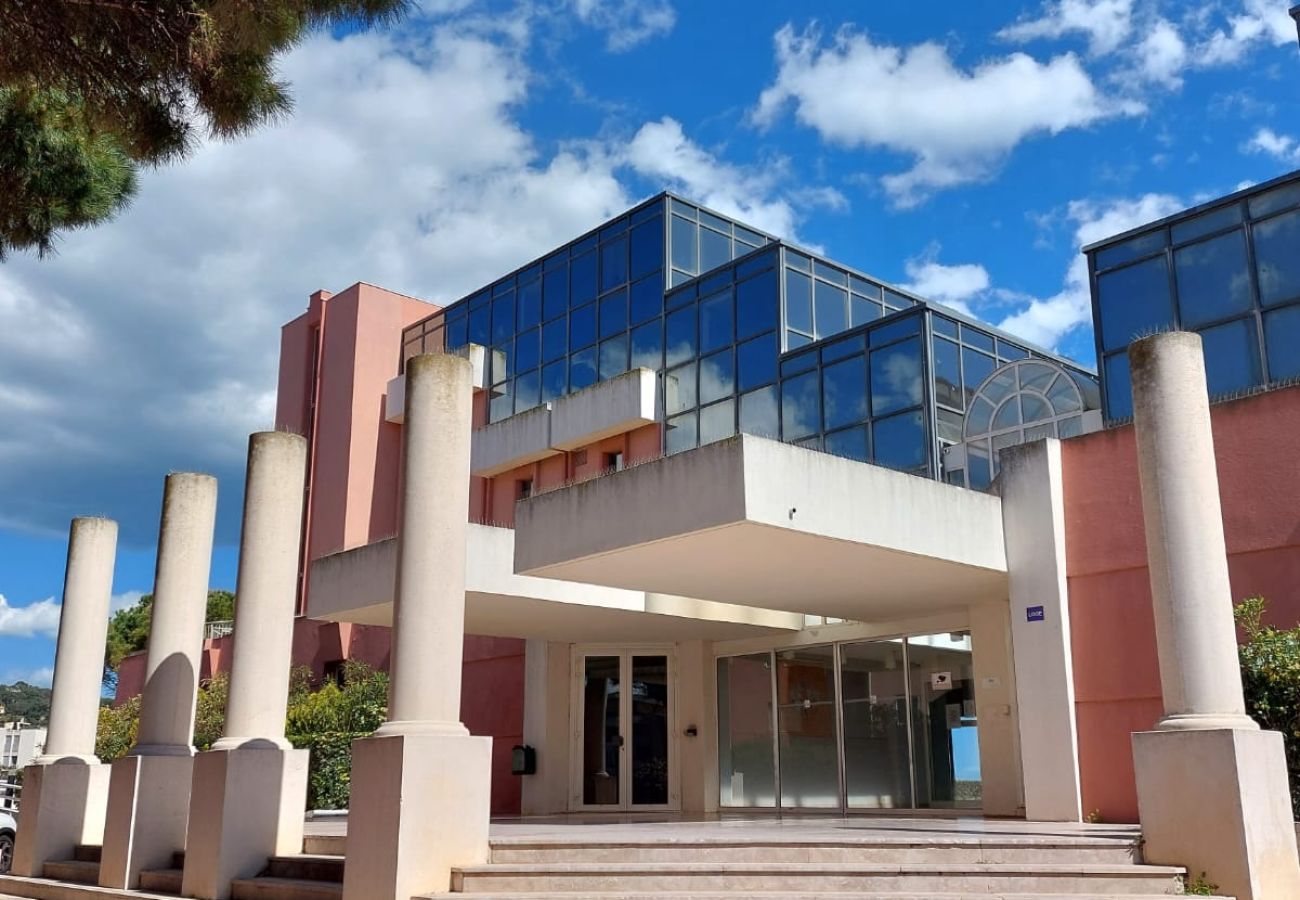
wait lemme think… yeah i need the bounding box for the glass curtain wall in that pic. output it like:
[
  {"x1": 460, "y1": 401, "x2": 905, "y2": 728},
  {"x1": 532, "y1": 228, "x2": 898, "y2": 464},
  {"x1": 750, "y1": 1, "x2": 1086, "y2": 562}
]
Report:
[
  {"x1": 1089, "y1": 175, "x2": 1300, "y2": 419},
  {"x1": 717, "y1": 633, "x2": 981, "y2": 811}
]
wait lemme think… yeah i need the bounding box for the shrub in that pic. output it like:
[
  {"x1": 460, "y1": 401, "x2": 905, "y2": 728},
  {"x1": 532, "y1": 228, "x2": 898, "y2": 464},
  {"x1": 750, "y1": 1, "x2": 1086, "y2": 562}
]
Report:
[{"x1": 1234, "y1": 597, "x2": 1300, "y2": 809}]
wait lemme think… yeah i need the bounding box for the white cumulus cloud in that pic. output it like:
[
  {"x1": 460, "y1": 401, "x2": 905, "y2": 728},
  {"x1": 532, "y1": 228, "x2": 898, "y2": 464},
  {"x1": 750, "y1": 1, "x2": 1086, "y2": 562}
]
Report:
[
  {"x1": 570, "y1": 0, "x2": 675, "y2": 51},
  {"x1": 753, "y1": 24, "x2": 1140, "y2": 207},
  {"x1": 901, "y1": 257, "x2": 991, "y2": 317},
  {"x1": 997, "y1": 0, "x2": 1136, "y2": 55},
  {"x1": 0, "y1": 595, "x2": 61, "y2": 638},
  {"x1": 1136, "y1": 19, "x2": 1188, "y2": 88},
  {"x1": 1245, "y1": 128, "x2": 1300, "y2": 165}
]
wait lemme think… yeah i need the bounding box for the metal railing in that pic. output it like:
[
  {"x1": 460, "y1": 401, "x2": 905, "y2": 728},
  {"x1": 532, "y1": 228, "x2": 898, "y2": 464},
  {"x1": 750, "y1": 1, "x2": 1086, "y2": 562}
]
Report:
[{"x1": 204, "y1": 620, "x2": 234, "y2": 641}]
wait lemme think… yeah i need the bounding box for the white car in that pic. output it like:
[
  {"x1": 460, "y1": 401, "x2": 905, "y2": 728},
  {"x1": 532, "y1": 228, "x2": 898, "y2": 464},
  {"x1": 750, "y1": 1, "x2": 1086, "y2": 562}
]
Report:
[{"x1": 0, "y1": 809, "x2": 14, "y2": 874}]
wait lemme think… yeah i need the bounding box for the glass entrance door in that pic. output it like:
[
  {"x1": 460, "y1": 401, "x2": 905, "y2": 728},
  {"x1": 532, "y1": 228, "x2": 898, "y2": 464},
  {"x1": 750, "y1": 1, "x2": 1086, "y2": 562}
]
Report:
[{"x1": 573, "y1": 648, "x2": 676, "y2": 811}]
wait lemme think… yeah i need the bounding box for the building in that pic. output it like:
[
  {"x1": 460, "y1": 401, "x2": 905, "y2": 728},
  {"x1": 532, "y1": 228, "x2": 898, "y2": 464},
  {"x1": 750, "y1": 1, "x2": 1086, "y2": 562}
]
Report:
[
  {"x1": 272, "y1": 177, "x2": 1298, "y2": 824},
  {"x1": 1, "y1": 722, "x2": 45, "y2": 772}
]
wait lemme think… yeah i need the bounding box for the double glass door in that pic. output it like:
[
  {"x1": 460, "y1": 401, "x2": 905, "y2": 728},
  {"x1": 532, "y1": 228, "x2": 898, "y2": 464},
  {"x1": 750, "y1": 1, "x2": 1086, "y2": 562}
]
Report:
[
  {"x1": 717, "y1": 632, "x2": 980, "y2": 811},
  {"x1": 572, "y1": 648, "x2": 675, "y2": 811}
]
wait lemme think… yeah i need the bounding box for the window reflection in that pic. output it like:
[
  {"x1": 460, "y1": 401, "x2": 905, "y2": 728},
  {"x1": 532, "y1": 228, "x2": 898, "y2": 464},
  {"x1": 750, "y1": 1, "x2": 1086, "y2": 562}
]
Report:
[
  {"x1": 870, "y1": 338, "x2": 923, "y2": 418},
  {"x1": 1096, "y1": 256, "x2": 1174, "y2": 352},
  {"x1": 1174, "y1": 231, "x2": 1252, "y2": 328},
  {"x1": 822, "y1": 355, "x2": 868, "y2": 431},
  {"x1": 1255, "y1": 209, "x2": 1300, "y2": 307},
  {"x1": 781, "y1": 370, "x2": 820, "y2": 440},
  {"x1": 739, "y1": 386, "x2": 779, "y2": 438}
]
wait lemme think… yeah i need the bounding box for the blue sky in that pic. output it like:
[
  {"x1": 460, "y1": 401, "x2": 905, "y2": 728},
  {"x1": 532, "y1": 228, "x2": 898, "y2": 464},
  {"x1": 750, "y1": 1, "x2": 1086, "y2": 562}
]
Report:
[{"x1": 1, "y1": 0, "x2": 1298, "y2": 685}]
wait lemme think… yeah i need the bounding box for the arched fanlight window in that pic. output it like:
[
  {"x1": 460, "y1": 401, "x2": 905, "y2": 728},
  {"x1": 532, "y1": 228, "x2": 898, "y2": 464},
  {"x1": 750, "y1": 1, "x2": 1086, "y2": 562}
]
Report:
[{"x1": 948, "y1": 359, "x2": 1102, "y2": 490}]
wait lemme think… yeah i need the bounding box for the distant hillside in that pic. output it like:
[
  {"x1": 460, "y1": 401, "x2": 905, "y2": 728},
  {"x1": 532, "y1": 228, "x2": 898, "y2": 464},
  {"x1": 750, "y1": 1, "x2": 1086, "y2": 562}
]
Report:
[{"x1": 0, "y1": 681, "x2": 52, "y2": 726}]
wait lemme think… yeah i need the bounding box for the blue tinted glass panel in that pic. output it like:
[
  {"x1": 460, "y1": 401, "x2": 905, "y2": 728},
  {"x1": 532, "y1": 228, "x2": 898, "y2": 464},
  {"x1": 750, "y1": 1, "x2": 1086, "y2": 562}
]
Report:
[
  {"x1": 1174, "y1": 231, "x2": 1252, "y2": 327},
  {"x1": 469, "y1": 305, "x2": 490, "y2": 346},
  {"x1": 1172, "y1": 204, "x2": 1242, "y2": 244},
  {"x1": 786, "y1": 250, "x2": 811, "y2": 272},
  {"x1": 629, "y1": 273, "x2": 662, "y2": 325},
  {"x1": 700, "y1": 349, "x2": 735, "y2": 404},
  {"x1": 825, "y1": 426, "x2": 869, "y2": 463},
  {"x1": 447, "y1": 316, "x2": 468, "y2": 349},
  {"x1": 814, "y1": 281, "x2": 848, "y2": 339},
  {"x1": 700, "y1": 210, "x2": 731, "y2": 232},
  {"x1": 520, "y1": 263, "x2": 541, "y2": 283},
  {"x1": 1103, "y1": 352, "x2": 1133, "y2": 419},
  {"x1": 700, "y1": 227, "x2": 731, "y2": 273},
  {"x1": 1264, "y1": 305, "x2": 1300, "y2": 381},
  {"x1": 599, "y1": 334, "x2": 629, "y2": 381},
  {"x1": 822, "y1": 355, "x2": 868, "y2": 431},
  {"x1": 571, "y1": 302, "x2": 596, "y2": 349},
  {"x1": 737, "y1": 332, "x2": 777, "y2": 391},
  {"x1": 469, "y1": 289, "x2": 490, "y2": 310},
  {"x1": 599, "y1": 289, "x2": 628, "y2": 339},
  {"x1": 490, "y1": 343, "x2": 512, "y2": 384},
  {"x1": 871, "y1": 338, "x2": 923, "y2": 417},
  {"x1": 822, "y1": 334, "x2": 865, "y2": 363},
  {"x1": 787, "y1": 330, "x2": 813, "y2": 350},
  {"x1": 601, "y1": 236, "x2": 628, "y2": 292},
  {"x1": 518, "y1": 279, "x2": 541, "y2": 329},
  {"x1": 785, "y1": 269, "x2": 813, "y2": 334},
  {"x1": 667, "y1": 282, "x2": 696, "y2": 309},
  {"x1": 600, "y1": 219, "x2": 627, "y2": 241},
  {"x1": 631, "y1": 321, "x2": 662, "y2": 371},
  {"x1": 493, "y1": 277, "x2": 516, "y2": 297},
  {"x1": 869, "y1": 314, "x2": 920, "y2": 347},
  {"x1": 736, "y1": 248, "x2": 775, "y2": 280},
  {"x1": 933, "y1": 316, "x2": 958, "y2": 338},
  {"x1": 736, "y1": 224, "x2": 765, "y2": 246},
  {"x1": 631, "y1": 201, "x2": 662, "y2": 224},
  {"x1": 542, "y1": 266, "x2": 567, "y2": 321},
  {"x1": 884, "y1": 290, "x2": 915, "y2": 309},
  {"x1": 630, "y1": 219, "x2": 663, "y2": 280},
  {"x1": 780, "y1": 349, "x2": 817, "y2": 377},
  {"x1": 1249, "y1": 181, "x2": 1300, "y2": 218},
  {"x1": 544, "y1": 249, "x2": 567, "y2": 270},
  {"x1": 700, "y1": 399, "x2": 736, "y2": 446},
  {"x1": 573, "y1": 234, "x2": 597, "y2": 254},
  {"x1": 781, "y1": 370, "x2": 819, "y2": 441},
  {"x1": 515, "y1": 369, "x2": 540, "y2": 413},
  {"x1": 739, "y1": 386, "x2": 779, "y2": 438},
  {"x1": 570, "y1": 346, "x2": 597, "y2": 392},
  {"x1": 1095, "y1": 229, "x2": 1167, "y2": 270},
  {"x1": 997, "y1": 340, "x2": 1029, "y2": 361},
  {"x1": 666, "y1": 362, "x2": 696, "y2": 415},
  {"x1": 515, "y1": 327, "x2": 539, "y2": 374},
  {"x1": 737, "y1": 269, "x2": 778, "y2": 338},
  {"x1": 666, "y1": 411, "x2": 697, "y2": 455},
  {"x1": 1097, "y1": 256, "x2": 1174, "y2": 352},
  {"x1": 670, "y1": 269, "x2": 693, "y2": 287},
  {"x1": 701, "y1": 289, "x2": 734, "y2": 354},
  {"x1": 962, "y1": 347, "x2": 996, "y2": 404},
  {"x1": 571, "y1": 252, "x2": 598, "y2": 305},
  {"x1": 814, "y1": 260, "x2": 847, "y2": 285},
  {"x1": 542, "y1": 318, "x2": 566, "y2": 363},
  {"x1": 850, "y1": 296, "x2": 882, "y2": 326},
  {"x1": 1255, "y1": 209, "x2": 1300, "y2": 307},
  {"x1": 961, "y1": 326, "x2": 995, "y2": 353},
  {"x1": 933, "y1": 337, "x2": 963, "y2": 409},
  {"x1": 851, "y1": 276, "x2": 881, "y2": 299},
  {"x1": 493, "y1": 294, "x2": 515, "y2": 344},
  {"x1": 1200, "y1": 317, "x2": 1261, "y2": 396},
  {"x1": 541, "y1": 360, "x2": 566, "y2": 402},
  {"x1": 698, "y1": 269, "x2": 730, "y2": 298},
  {"x1": 665, "y1": 305, "x2": 697, "y2": 366},
  {"x1": 671, "y1": 216, "x2": 697, "y2": 273},
  {"x1": 873, "y1": 411, "x2": 927, "y2": 474},
  {"x1": 490, "y1": 386, "x2": 512, "y2": 422}
]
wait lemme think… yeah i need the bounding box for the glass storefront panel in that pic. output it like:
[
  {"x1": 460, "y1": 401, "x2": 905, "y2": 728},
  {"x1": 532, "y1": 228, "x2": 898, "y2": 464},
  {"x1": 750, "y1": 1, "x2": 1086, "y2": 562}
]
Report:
[
  {"x1": 630, "y1": 655, "x2": 670, "y2": 806},
  {"x1": 840, "y1": 640, "x2": 912, "y2": 808},
  {"x1": 717, "y1": 653, "x2": 777, "y2": 807},
  {"x1": 776, "y1": 646, "x2": 839, "y2": 808},
  {"x1": 906, "y1": 633, "x2": 981, "y2": 809},
  {"x1": 581, "y1": 655, "x2": 621, "y2": 806}
]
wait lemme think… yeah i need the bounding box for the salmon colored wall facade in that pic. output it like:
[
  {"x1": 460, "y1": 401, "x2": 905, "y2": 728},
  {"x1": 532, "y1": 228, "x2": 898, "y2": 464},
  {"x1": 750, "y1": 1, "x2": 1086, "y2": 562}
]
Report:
[{"x1": 1062, "y1": 384, "x2": 1300, "y2": 823}]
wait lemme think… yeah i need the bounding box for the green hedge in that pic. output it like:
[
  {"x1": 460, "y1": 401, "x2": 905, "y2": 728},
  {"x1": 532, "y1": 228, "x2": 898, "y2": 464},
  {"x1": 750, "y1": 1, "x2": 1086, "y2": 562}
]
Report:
[{"x1": 1235, "y1": 597, "x2": 1300, "y2": 809}]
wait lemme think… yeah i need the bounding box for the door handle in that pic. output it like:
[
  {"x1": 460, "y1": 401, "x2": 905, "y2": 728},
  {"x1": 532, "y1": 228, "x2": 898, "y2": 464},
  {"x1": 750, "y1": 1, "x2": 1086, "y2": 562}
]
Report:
[{"x1": 616, "y1": 735, "x2": 625, "y2": 748}]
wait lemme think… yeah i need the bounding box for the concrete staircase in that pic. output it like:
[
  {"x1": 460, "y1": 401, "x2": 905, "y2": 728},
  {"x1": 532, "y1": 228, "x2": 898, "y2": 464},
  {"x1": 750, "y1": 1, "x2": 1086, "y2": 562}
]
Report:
[
  {"x1": 416, "y1": 831, "x2": 1232, "y2": 898},
  {"x1": 230, "y1": 853, "x2": 344, "y2": 900}
]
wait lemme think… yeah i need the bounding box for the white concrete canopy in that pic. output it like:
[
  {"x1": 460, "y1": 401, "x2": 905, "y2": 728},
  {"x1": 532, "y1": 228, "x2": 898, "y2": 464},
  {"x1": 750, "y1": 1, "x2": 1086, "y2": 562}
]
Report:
[
  {"x1": 307, "y1": 524, "x2": 802, "y2": 642},
  {"x1": 514, "y1": 435, "x2": 1009, "y2": 622}
]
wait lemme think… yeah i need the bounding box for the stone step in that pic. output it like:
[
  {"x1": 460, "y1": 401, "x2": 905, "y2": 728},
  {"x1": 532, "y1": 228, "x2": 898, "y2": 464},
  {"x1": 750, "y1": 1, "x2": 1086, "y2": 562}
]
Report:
[
  {"x1": 301, "y1": 835, "x2": 345, "y2": 857},
  {"x1": 265, "y1": 854, "x2": 346, "y2": 883},
  {"x1": 449, "y1": 861, "x2": 1189, "y2": 895},
  {"x1": 41, "y1": 859, "x2": 100, "y2": 884},
  {"x1": 0, "y1": 872, "x2": 182, "y2": 900},
  {"x1": 488, "y1": 838, "x2": 1141, "y2": 865},
  {"x1": 138, "y1": 866, "x2": 184, "y2": 894},
  {"x1": 425, "y1": 893, "x2": 1232, "y2": 900},
  {"x1": 230, "y1": 875, "x2": 344, "y2": 900},
  {"x1": 72, "y1": 845, "x2": 102, "y2": 864}
]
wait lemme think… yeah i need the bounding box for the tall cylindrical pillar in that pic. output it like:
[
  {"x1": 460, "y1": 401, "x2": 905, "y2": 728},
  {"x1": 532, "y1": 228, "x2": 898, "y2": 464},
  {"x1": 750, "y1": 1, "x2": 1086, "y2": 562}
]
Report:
[
  {"x1": 1128, "y1": 332, "x2": 1256, "y2": 731},
  {"x1": 37, "y1": 517, "x2": 118, "y2": 764},
  {"x1": 133, "y1": 472, "x2": 219, "y2": 755},
  {"x1": 378, "y1": 353, "x2": 474, "y2": 734},
  {"x1": 214, "y1": 432, "x2": 308, "y2": 749}
]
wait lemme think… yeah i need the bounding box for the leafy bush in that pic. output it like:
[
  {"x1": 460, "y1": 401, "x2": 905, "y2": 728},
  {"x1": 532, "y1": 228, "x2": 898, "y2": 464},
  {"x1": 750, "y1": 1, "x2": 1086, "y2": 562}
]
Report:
[
  {"x1": 95, "y1": 696, "x2": 140, "y2": 762},
  {"x1": 1235, "y1": 597, "x2": 1300, "y2": 809}
]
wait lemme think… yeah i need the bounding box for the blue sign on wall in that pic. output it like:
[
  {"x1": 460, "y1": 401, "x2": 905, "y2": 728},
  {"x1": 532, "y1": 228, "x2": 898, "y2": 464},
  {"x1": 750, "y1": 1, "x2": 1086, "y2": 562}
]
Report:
[{"x1": 1026, "y1": 605, "x2": 1046, "y2": 623}]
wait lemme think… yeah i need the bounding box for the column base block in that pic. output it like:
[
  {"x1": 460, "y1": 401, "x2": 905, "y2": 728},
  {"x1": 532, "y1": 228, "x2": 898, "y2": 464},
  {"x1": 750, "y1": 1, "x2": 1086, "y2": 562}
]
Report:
[
  {"x1": 98, "y1": 753, "x2": 194, "y2": 889},
  {"x1": 10, "y1": 761, "x2": 110, "y2": 877},
  {"x1": 342, "y1": 731, "x2": 492, "y2": 900},
  {"x1": 181, "y1": 746, "x2": 309, "y2": 900},
  {"x1": 1134, "y1": 727, "x2": 1300, "y2": 900}
]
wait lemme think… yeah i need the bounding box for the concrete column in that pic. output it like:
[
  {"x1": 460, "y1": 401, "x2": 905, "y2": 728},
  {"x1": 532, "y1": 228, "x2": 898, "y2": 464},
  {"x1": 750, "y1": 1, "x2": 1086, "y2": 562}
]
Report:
[
  {"x1": 996, "y1": 439, "x2": 1082, "y2": 821},
  {"x1": 345, "y1": 353, "x2": 491, "y2": 900},
  {"x1": 1128, "y1": 332, "x2": 1300, "y2": 900},
  {"x1": 183, "y1": 433, "x2": 310, "y2": 900},
  {"x1": 40, "y1": 517, "x2": 118, "y2": 763},
  {"x1": 100, "y1": 472, "x2": 217, "y2": 890},
  {"x1": 11, "y1": 518, "x2": 117, "y2": 876},
  {"x1": 378, "y1": 352, "x2": 474, "y2": 734}
]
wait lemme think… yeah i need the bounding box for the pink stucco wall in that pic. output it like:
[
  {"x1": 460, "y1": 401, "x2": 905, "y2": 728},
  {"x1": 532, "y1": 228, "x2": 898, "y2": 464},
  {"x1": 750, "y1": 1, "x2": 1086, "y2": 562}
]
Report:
[{"x1": 1062, "y1": 383, "x2": 1300, "y2": 823}]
